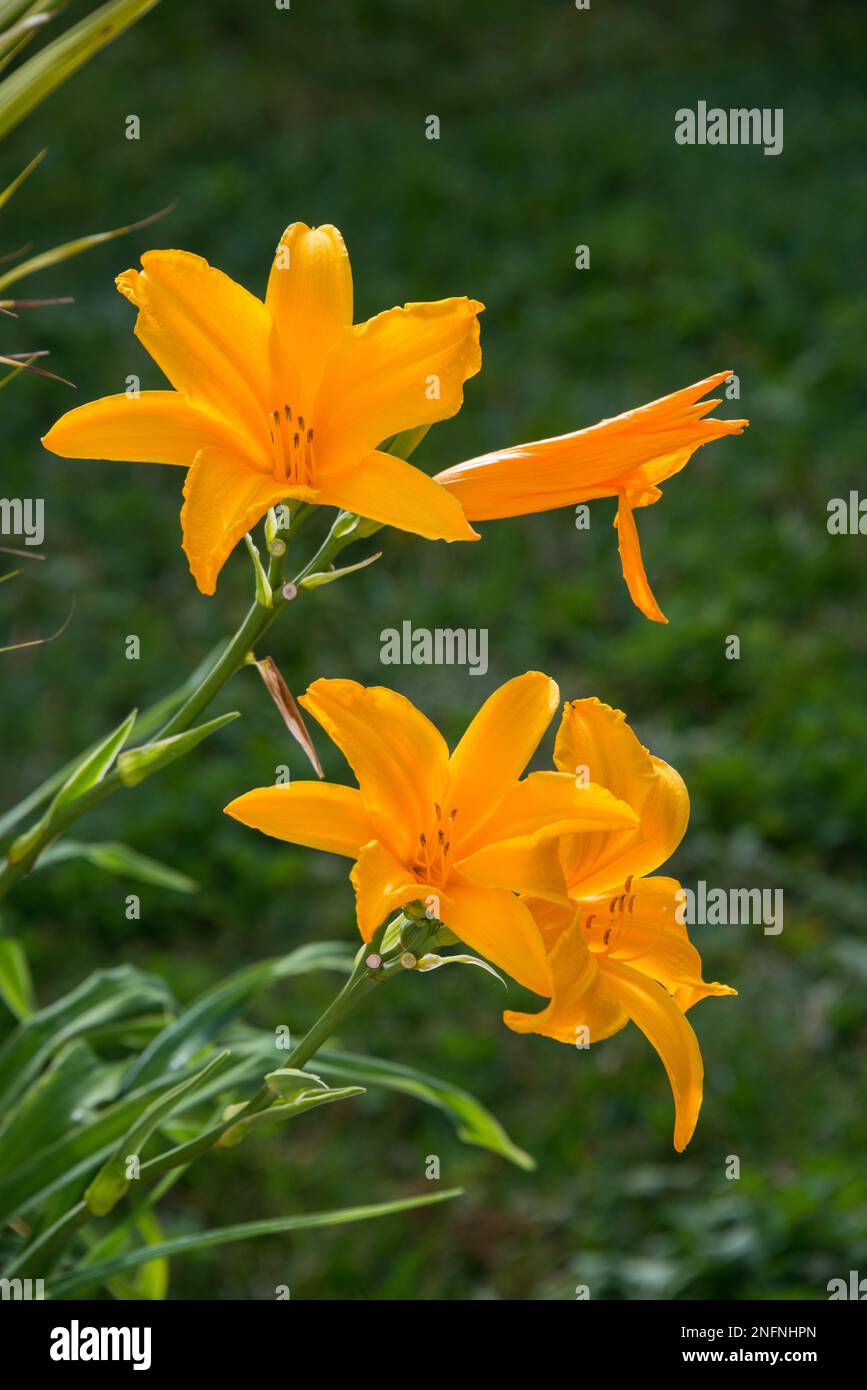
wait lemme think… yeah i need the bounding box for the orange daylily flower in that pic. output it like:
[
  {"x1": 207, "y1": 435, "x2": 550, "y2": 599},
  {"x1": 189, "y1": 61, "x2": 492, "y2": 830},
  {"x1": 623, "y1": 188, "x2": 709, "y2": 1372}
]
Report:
[
  {"x1": 459, "y1": 697, "x2": 735, "y2": 1150},
  {"x1": 42, "y1": 222, "x2": 483, "y2": 594},
  {"x1": 224, "y1": 673, "x2": 640, "y2": 997},
  {"x1": 435, "y1": 372, "x2": 749, "y2": 623}
]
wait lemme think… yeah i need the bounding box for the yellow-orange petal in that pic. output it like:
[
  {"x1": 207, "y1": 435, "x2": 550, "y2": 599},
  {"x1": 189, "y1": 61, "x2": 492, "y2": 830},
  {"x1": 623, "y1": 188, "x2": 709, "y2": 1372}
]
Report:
[
  {"x1": 41, "y1": 391, "x2": 242, "y2": 467},
  {"x1": 181, "y1": 446, "x2": 315, "y2": 595},
  {"x1": 600, "y1": 958, "x2": 704, "y2": 1151},
  {"x1": 266, "y1": 223, "x2": 353, "y2": 418},
  {"x1": 456, "y1": 834, "x2": 570, "y2": 903},
  {"x1": 299, "y1": 679, "x2": 449, "y2": 863},
  {"x1": 447, "y1": 672, "x2": 560, "y2": 849},
  {"x1": 223, "y1": 781, "x2": 374, "y2": 858},
  {"x1": 315, "y1": 449, "x2": 479, "y2": 543},
  {"x1": 315, "y1": 297, "x2": 483, "y2": 468},
  {"x1": 553, "y1": 698, "x2": 689, "y2": 899},
  {"x1": 578, "y1": 876, "x2": 737, "y2": 1006},
  {"x1": 118, "y1": 250, "x2": 273, "y2": 444},
  {"x1": 674, "y1": 979, "x2": 739, "y2": 1013},
  {"x1": 434, "y1": 370, "x2": 748, "y2": 520},
  {"x1": 615, "y1": 491, "x2": 667, "y2": 623},
  {"x1": 443, "y1": 881, "x2": 552, "y2": 996},
  {"x1": 503, "y1": 913, "x2": 628, "y2": 1043},
  {"x1": 351, "y1": 838, "x2": 434, "y2": 942},
  {"x1": 475, "y1": 770, "x2": 639, "y2": 845}
]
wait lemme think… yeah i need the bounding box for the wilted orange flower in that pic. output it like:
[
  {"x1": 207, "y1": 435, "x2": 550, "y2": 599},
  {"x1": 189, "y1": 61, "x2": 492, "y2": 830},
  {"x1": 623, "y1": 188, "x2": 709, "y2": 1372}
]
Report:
[
  {"x1": 460, "y1": 697, "x2": 735, "y2": 1150},
  {"x1": 42, "y1": 222, "x2": 482, "y2": 593},
  {"x1": 435, "y1": 372, "x2": 748, "y2": 623}
]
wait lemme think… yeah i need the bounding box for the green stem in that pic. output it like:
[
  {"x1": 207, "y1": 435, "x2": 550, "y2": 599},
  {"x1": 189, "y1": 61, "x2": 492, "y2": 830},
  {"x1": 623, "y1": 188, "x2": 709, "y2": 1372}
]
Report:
[
  {"x1": 155, "y1": 502, "x2": 316, "y2": 739},
  {"x1": 156, "y1": 584, "x2": 284, "y2": 740},
  {"x1": 283, "y1": 955, "x2": 379, "y2": 1068},
  {"x1": 5, "y1": 910, "x2": 438, "y2": 1280},
  {"x1": 0, "y1": 510, "x2": 362, "y2": 900}
]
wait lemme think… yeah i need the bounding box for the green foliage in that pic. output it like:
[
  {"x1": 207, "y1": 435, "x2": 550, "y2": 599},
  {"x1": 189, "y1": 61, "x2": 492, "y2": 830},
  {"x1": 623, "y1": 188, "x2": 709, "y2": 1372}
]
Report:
[
  {"x1": 0, "y1": 953, "x2": 511, "y2": 1294},
  {"x1": 0, "y1": 0, "x2": 864, "y2": 1299},
  {"x1": 0, "y1": 0, "x2": 160, "y2": 142},
  {"x1": 37, "y1": 839, "x2": 198, "y2": 893},
  {"x1": 0, "y1": 934, "x2": 34, "y2": 1017},
  {"x1": 116, "y1": 711, "x2": 240, "y2": 788}
]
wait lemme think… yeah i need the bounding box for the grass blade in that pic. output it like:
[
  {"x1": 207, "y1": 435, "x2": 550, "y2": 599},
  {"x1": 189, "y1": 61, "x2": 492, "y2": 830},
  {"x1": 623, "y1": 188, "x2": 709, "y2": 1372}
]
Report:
[
  {"x1": 0, "y1": 0, "x2": 160, "y2": 143},
  {"x1": 45, "y1": 1189, "x2": 463, "y2": 1298},
  {"x1": 316, "y1": 1048, "x2": 536, "y2": 1171}
]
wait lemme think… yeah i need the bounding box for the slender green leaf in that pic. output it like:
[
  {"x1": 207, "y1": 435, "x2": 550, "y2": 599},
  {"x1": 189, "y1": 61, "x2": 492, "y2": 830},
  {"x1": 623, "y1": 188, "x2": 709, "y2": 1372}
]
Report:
[
  {"x1": 0, "y1": 203, "x2": 172, "y2": 293},
  {"x1": 0, "y1": 964, "x2": 171, "y2": 1111},
  {"x1": 0, "y1": 2, "x2": 41, "y2": 26},
  {"x1": 0, "y1": 12, "x2": 51, "y2": 63},
  {"x1": 0, "y1": 933, "x2": 34, "y2": 1018},
  {"x1": 0, "y1": 0, "x2": 60, "y2": 30},
  {"x1": 0, "y1": 1068, "x2": 203, "y2": 1226},
  {"x1": 78, "y1": 1208, "x2": 168, "y2": 1301},
  {"x1": 0, "y1": 644, "x2": 222, "y2": 845},
  {"x1": 52, "y1": 709, "x2": 137, "y2": 811},
  {"x1": 116, "y1": 711, "x2": 239, "y2": 788},
  {"x1": 316, "y1": 1048, "x2": 535, "y2": 1170},
  {"x1": 46, "y1": 1189, "x2": 463, "y2": 1298},
  {"x1": 0, "y1": 1041, "x2": 114, "y2": 1179},
  {"x1": 0, "y1": 145, "x2": 44, "y2": 210},
  {"x1": 7, "y1": 709, "x2": 136, "y2": 863},
  {"x1": 37, "y1": 840, "x2": 197, "y2": 893},
  {"x1": 121, "y1": 942, "x2": 353, "y2": 1093},
  {"x1": 0, "y1": 0, "x2": 161, "y2": 143},
  {"x1": 85, "y1": 1051, "x2": 231, "y2": 1215}
]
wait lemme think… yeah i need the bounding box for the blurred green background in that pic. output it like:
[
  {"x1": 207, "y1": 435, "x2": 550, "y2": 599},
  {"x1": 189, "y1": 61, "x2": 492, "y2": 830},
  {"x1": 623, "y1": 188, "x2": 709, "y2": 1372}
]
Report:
[{"x1": 2, "y1": 0, "x2": 866, "y2": 1298}]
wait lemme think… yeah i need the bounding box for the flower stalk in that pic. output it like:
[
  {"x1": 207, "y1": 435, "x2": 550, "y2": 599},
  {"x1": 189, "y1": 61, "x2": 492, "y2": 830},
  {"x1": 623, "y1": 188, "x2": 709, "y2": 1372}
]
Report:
[
  {"x1": 0, "y1": 503, "x2": 363, "y2": 901},
  {"x1": 2, "y1": 905, "x2": 440, "y2": 1281}
]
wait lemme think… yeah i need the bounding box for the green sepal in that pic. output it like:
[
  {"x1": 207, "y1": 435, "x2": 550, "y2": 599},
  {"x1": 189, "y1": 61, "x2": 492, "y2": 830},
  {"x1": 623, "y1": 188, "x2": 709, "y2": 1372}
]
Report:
[{"x1": 216, "y1": 1083, "x2": 365, "y2": 1148}]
